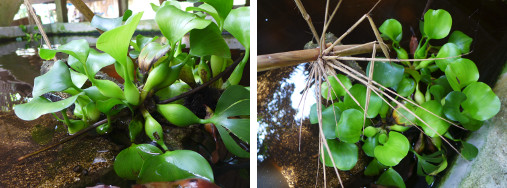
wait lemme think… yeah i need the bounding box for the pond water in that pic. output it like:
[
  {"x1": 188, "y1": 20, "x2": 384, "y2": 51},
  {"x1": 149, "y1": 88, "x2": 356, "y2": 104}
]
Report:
[{"x1": 257, "y1": 0, "x2": 507, "y2": 187}]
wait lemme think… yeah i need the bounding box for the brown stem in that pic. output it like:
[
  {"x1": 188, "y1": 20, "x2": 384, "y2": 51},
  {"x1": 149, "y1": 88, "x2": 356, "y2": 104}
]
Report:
[
  {"x1": 157, "y1": 55, "x2": 243, "y2": 104},
  {"x1": 257, "y1": 43, "x2": 384, "y2": 72}
]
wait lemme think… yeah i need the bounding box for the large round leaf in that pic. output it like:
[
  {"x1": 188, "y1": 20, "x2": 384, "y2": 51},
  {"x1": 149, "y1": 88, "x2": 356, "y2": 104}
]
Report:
[
  {"x1": 415, "y1": 100, "x2": 450, "y2": 137},
  {"x1": 114, "y1": 144, "x2": 162, "y2": 180},
  {"x1": 445, "y1": 58, "x2": 479, "y2": 91},
  {"x1": 448, "y1": 30, "x2": 473, "y2": 53},
  {"x1": 335, "y1": 109, "x2": 363, "y2": 143},
  {"x1": 377, "y1": 168, "x2": 406, "y2": 188},
  {"x1": 344, "y1": 84, "x2": 383, "y2": 118},
  {"x1": 379, "y1": 19, "x2": 403, "y2": 42},
  {"x1": 394, "y1": 76, "x2": 415, "y2": 97},
  {"x1": 461, "y1": 82, "x2": 500, "y2": 121},
  {"x1": 435, "y1": 43, "x2": 461, "y2": 71},
  {"x1": 442, "y1": 91, "x2": 469, "y2": 123},
  {"x1": 366, "y1": 61, "x2": 404, "y2": 88},
  {"x1": 320, "y1": 139, "x2": 358, "y2": 170},
  {"x1": 32, "y1": 60, "x2": 75, "y2": 98},
  {"x1": 322, "y1": 74, "x2": 352, "y2": 100},
  {"x1": 321, "y1": 105, "x2": 342, "y2": 139},
  {"x1": 138, "y1": 150, "x2": 214, "y2": 183},
  {"x1": 374, "y1": 131, "x2": 409, "y2": 166},
  {"x1": 424, "y1": 9, "x2": 452, "y2": 40}
]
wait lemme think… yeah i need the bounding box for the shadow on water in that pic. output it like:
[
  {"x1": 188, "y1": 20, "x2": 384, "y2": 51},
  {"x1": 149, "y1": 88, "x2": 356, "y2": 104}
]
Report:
[{"x1": 258, "y1": 0, "x2": 507, "y2": 187}]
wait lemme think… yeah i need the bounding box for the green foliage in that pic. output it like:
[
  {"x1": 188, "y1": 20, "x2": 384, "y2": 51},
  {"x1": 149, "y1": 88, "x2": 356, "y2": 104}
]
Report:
[
  {"x1": 15, "y1": 1, "x2": 249, "y2": 184},
  {"x1": 320, "y1": 139, "x2": 358, "y2": 170},
  {"x1": 335, "y1": 109, "x2": 363, "y2": 143},
  {"x1": 423, "y1": 9, "x2": 452, "y2": 40},
  {"x1": 377, "y1": 167, "x2": 406, "y2": 188},
  {"x1": 374, "y1": 131, "x2": 409, "y2": 166}
]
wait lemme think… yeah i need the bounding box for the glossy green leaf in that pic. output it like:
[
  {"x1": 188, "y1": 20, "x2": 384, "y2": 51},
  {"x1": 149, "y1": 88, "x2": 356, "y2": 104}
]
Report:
[
  {"x1": 128, "y1": 118, "x2": 143, "y2": 142},
  {"x1": 215, "y1": 124, "x2": 249, "y2": 158},
  {"x1": 320, "y1": 139, "x2": 358, "y2": 170},
  {"x1": 91, "y1": 15, "x2": 123, "y2": 31},
  {"x1": 190, "y1": 23, "x2": 231, "y2": 58},
  {"x1": 424, "y1": 9, "x2": 452, "y2": 40},
  {"x1": 138, "y1": 42, "x2": 171, "y2": 71},
  {"x1": 134, "y1": 34, "x2": 158, "y2": 51},
  {"x1": 96, "y1": 98, "x2": 127, "y2": 115},
  {"x1": 85, "y1": 48, "x2": 117, "y2": 78},
  {"x1": 321, "y1": 105, "x2": 341, "y2": 139},
  {"x1": 32, "y1": 60, "x2": 76, "y2": 97},
  {"x1": 215, "y1": 85, "x2": 249, "y2": 113},
  {"x1": 201, "y1": 0, "x2": 233, "y2": 25},
  {"x1": 436, "y1": 43, "x2": 461, "y2": 71},
  {"x1": 364, "y1": 126, "x2": 378, "y2": 138},
  {"x1": 38, "y1": 48, "x2": 57, "y2": 60},
  {"x1": 138, "y1": 150, "x2": 213, "y2": 183},
  {"x1": 186, "y1": 4, "x2": 220, "y2": 29},
  {"x1": 449, "y1": 30, "x2": 473, "y2": 53},
  {"x1": 93, "y1": 79, "x2": 125, "y2": 100},
  {"x1": 379, "y1": 19, "x2": 403, "y2": 42},
  {"x1": 374, "y1": 131, "x2": 409, "y2": 166},
  {"x1": 461, "y1": 141, "x2": 478, "y2": 160},
  {"x1": 364, "y1": 158, "x2": 386, "y2": 176},
  {"x1": 395, "y1": 76, "x2": 415, "y2": 97},
  {"x1": 445, "y1": 58, "x2": 479, "y2": 91},
  {"x1": 362, "y1": 135, "x2": 379, "y2": 157},
  {"x1": 67, "y1": 119, "x2": 87, "y2": 134},
  {"x1": 344, "y1": 84, "x2": 383, "y2": 118},
  {"x1": 155, "y1": 82, "x2": 191, "y2": 102},
  {"x1": 415, "y1": 100, "x2": 450, "y2": 137},
  {"x1": 335, "y1": 109, "x2": 363, "y2": 143},
  {"x1": 414, "y1": 151, "x2": 446, "y2": 176},
  {"x1": 462, "y1": 82, "x2": 500, "y2": 121},
  {"x1": 429, "y1": 85, "x2": 445, "y2": 102},
  {"x1": 377, "y1": 168, "x2": 406, "y2": 188},
  {"x1": 366, "y1": 61, "x2": 404, "y2": 88},
  {"x1": 322, "y1": 74, "x2": 352, "y2": 100},
  {"x1": 224, "y1": 7, "x2": 250, "y2": 50},
  {"x1": 443, "y1": 91, "x2": 469, "y2": 123},
  {"x1": 210, "y1": 99, "x2": 249, "y2": 143},
  {"x1": 461, "y1": 112, "x2": 484, "y2": 131},
  {"x1": 156, "y1": 5, "x2": 211, "y2": 46},
  {"x1": 114, "y1": 144, "x2": 162, "y2": 180},
  {"x1": 14, "y1": 94, "x2": 82, "y2": 121},
  {"x1": 97, "y1": 12, "x2": 142, "y2": 67}
]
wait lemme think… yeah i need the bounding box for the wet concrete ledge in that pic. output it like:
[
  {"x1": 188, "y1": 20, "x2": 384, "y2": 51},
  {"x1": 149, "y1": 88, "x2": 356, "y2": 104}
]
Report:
[{"x1": 439, "y1": 73, "x2": 507, "y2": 188}]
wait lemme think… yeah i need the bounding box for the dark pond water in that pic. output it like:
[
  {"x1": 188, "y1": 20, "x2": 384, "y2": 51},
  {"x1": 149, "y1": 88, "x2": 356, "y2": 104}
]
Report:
[{"x1": 258, "y1": 0, "x2": 507, "y2": 187}]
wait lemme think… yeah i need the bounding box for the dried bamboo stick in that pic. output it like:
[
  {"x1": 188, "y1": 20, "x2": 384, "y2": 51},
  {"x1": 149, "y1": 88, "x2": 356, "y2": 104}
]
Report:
[{"x1": 257, "y1": 43, "x2": 384, "y2": 72}]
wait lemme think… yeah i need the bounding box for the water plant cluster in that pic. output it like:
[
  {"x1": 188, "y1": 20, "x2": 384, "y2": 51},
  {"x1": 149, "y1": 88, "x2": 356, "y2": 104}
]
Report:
[
  {"x1": 311, "y1": 9, "x2": 500, "y2": 187},
  {"x1": 14, "y1": 0, "x2": 249, "y2": 184}
]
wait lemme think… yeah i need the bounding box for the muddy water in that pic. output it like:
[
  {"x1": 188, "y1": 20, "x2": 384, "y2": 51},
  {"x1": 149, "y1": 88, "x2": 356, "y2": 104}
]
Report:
[{"x1": 258, "y1": 0, "x2": 507, "y2": 187}]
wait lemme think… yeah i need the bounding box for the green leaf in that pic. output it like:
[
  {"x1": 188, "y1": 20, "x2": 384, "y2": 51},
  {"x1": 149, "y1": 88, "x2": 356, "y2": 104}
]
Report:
[
  {"x1": 448, "y1": 30, "x2": 473, "y2": 53},
  {"x1": 113, "y1": 144, "x2": 162, "y2": 180},
  {"x1": 39, "y1": 48, "x2": 57, "y2": 60},
  {"x1": 224, "y1": 7, "x2": 250, "y2": 50},
  {"x1": 364, "y1": 126, "x2": 378, "y2": 138},
  {"x1": 69, "y1": 69, "x2": 88, "y2": 89},
  {"x1": 157, "y1": 104, "x2": 202, "y2": 127},
  {"x1": 321, "y1": 105, "x2": 341, "y2": 139},
  {"x1": 186, "y1": 4, "x2": 220, "y2": 29},
  {"x1": 335, "y1": 109, "x2": 363, "y2": 143},
  {"x1": 134, "y1": 34, "x2": 158, "y2": 51},
  {"x1": 443, "y1": 91, "x2": 469, "y2": 123},
  {"x1": 374, "y1": 131, "x2": 409, "y2": 166},
  {"x1": 436, "y1": 43, "x2": 461, "y2": 71},
  {"x1": 91, "y1": 15, "x2": 123, "y2": 31},
  {"x1": 215, "y1": 85, "x2": 249, "y2": 113},
  {"x1": 367, "y1": 61, "x2": 404, "y2": 88},
  {"x1": 430, "y1": 85, "x2": 445, "y2": 102},
  {"x1": 322, "y1": 74, "x2": 352, "y2": 100},
  {"x1": 155, "y1": 82, "x2": 191, "y2": 102},
  {"x1": 93, "y1": 79, "x2": 125, "y2": 100},
  {"x1": 377, "y1": 168, "x2": 406, "y2": 188},
  {"x1": 210, "y1": 99, "x2": 249, "y2": 143},
  {"x1": 138, "y1": 42, "x2": 171, "y2": 71},
  {"x1": 462, "y1": 82, "x2": 500, "y2": 121},
  {"x1": 32, "y1": 60, "x2": 76, "y2": 97},
  {"x1": 461, "y1": 141, "x2": 478, "y2": 160},
  {"x1": 379, "y1": 19, "x2": 403, "y2": 42},
  {"x1": 414, "y1": 151, "x2": 446, "y2": 176},
  {"x1": 14, "y1": 94, "x2": 82, "y2": 121},
  {"x1": 201, "y1": 0, "x2": 233, "y2": 25},
  {"x1": 395, "y1": 76, "x2": 415, "y2": 97},
  {"x1": 424, "y1": 9, "x2": 452, "y2": 40},
  {"x1": 97, "y1": 12, "x2": 143, "y2": 73},
  {"x1": 445, "y1": 58, "x2": 479, "y2": 91},
  {"x1": 190, "y1": 23, "x2": 231, "y2": 58},
  {"x1": 215, "y1": 122, "x2": 249, "y2": 158},
  {"x1": 156, "y1": 5, "x2": 211, "y2": 46},
  {"x1": 362, "y1": 135, "x2": 379, "y2": 157},
  {"x1": 128, "y1": 117, "x2": 143, "y2": 142},
  {"x1": 85, "y1": 48, "x2": 117, "y2": 78},
  {"x1": 320, "y1": 139, "x2": 358, "y2": 170},
  {"x1": 138, "y1": 150, "x2": 214, "y2": 183},
  {"x1": 415, "y1": 100, "x2": 450, "y2": 137},
  {"x1": 364, "y1": 158, "x2": 386, "y2": 176},
  {"x1": 344, "y1": 84, "x2": 383, "y2": 118}
]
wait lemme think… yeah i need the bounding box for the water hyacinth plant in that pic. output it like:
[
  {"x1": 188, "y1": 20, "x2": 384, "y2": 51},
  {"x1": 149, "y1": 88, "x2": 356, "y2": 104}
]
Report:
[
  {"x1": 302, "y1": 6, "x2": 500, "y2": 188},
  {"x1": 14, "y1": 0, "x2": 249, "y2": 184}
]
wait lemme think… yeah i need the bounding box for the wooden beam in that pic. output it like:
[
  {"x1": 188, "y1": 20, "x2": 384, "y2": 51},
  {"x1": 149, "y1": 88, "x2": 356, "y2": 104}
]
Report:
[
  {"x1": 68, "y1": 0, "x2": 94, "y2": 22},
  {"x1": 55, "y1": 0, "x2": 68, "y2": 23},
  {"x1": 118, "y1": 0, "x2": 128, "y2": 16}
]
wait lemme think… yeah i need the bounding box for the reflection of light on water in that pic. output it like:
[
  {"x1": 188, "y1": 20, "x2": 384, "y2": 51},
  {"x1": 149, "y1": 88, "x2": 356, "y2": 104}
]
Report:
[
  {"x1": 15, "y1": 48, "x2": 36, "y2": 57},
  {"x1": 288, "y1": 65, "x2": 315, "y2": 123}
]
